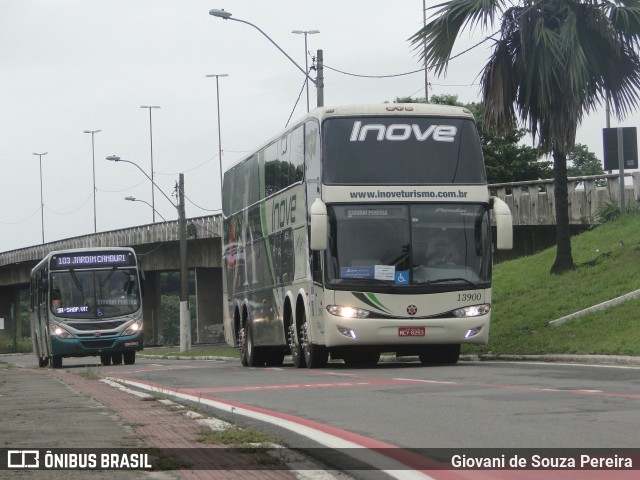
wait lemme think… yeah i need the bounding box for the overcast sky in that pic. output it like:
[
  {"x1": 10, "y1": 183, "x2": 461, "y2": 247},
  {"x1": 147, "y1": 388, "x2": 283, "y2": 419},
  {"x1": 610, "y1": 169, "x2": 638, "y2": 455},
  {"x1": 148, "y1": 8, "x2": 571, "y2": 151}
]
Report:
[{"x1": 0, "y1": 0, "x2": 634, "y2": 254}]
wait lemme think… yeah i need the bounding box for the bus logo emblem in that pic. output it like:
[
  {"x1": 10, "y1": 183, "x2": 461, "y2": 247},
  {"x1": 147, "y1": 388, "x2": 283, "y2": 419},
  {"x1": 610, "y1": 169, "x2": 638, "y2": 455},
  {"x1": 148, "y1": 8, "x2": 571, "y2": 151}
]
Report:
[
  {"x1": 94, "y1": 332, "x2": 101, "y2": 337},
  {"x1": 407, "y1": 305, "x2": 417, "y2": 316}
]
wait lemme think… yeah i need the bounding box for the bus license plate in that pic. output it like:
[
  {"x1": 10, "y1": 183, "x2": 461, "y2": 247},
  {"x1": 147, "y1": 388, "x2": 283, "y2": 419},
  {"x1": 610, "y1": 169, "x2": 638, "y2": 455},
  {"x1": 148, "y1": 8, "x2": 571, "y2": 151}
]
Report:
[{"x1": 398, "y1": 327, "x2": 425, "y2": 337}]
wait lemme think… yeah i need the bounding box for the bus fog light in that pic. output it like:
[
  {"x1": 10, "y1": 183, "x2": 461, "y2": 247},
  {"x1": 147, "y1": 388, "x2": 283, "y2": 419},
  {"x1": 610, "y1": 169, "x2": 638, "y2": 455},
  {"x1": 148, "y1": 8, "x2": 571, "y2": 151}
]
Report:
[
  {"x1": 124, "y1": 320, "x2": 143, "y2": 336},
  {"x1": 453, "y1": 304, "x2": 490, "y2": 318},
  {"x1": 51, "y1": 325, "x2": 72, "y2": 338},
  {"x1": 337, "y1": 326, "x2": 358, "y2": 339},
  {"x1": 465, "y1": 327, "x2": 482, "y2": 338}
]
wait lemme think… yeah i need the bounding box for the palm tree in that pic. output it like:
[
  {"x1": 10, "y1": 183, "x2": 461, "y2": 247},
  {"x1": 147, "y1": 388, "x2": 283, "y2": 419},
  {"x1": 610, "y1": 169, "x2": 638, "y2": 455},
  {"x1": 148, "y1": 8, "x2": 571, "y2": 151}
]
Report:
[{"x1": 412, "y1": 0, "x2": 640, "y2": 274}]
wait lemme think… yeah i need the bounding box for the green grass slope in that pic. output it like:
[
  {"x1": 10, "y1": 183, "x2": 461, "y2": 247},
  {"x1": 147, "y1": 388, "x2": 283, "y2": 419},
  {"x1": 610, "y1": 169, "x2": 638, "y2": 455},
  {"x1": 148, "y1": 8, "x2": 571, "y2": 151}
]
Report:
[{"x1": 474, "y1": 214, "x2": 640, "y2": 356}]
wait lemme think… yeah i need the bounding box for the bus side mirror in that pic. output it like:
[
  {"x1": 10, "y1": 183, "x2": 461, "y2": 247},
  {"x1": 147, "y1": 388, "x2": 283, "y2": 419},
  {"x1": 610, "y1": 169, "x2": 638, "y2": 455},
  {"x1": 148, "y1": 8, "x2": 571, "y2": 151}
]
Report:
[
  {"x1": 310, "y1": 199, "x2": 328, "y2": 251},
  {"x1": 491, "y1": 197, "x2": 513, "y2": 250}
]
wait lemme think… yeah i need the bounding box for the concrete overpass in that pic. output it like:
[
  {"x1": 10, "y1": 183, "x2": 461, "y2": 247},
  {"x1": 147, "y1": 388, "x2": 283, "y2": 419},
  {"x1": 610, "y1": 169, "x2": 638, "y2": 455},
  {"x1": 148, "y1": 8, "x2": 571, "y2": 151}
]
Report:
[{"x1": 0, "y1": 215, "x2": 222, "y2": 347}]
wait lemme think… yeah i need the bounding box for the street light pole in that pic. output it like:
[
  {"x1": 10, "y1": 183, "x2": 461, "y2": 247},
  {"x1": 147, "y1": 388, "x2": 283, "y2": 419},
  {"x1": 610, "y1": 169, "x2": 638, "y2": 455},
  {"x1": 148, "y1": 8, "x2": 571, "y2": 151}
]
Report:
[
  {"x1": 32, "y1": 152, "x2": 48, "y2": 244},
  {"x1": 209, "y1": 9, "x2": 324, "y2": 107},
  {"x1": 177, "y1": 173, "x2": 190, "y2": 351},
  {"x1": 108, "y1": 155, "x2": 190, "y2": 352},
  {"x1": 422, "y1": 0, "x2": 429, "y2": 102},
  {"x1": 124, "y1": 196, "x2": 168, "y2": 222},
  {"x1": 205, "y1": 74, "x2": 228, "y2": 197},
  {"x1": 291, "y1": 30, "x2": 319, "y2": 112},
  {"x1": 84, "y1": 129, "x2": 102, "y2": 232},
  {"x1": 140, "y1": 105, "x2": 161, "y2": 222},
  {"x1": 106, "y1": 155, "x2": 176, "y2": 217}
]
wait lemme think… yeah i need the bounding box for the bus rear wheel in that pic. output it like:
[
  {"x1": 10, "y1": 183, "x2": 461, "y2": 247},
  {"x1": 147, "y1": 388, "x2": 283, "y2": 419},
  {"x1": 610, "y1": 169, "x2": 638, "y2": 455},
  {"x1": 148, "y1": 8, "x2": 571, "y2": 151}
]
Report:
[
  {"x1": 51, "y1": 355, "x2": 63, "y2": 369},
  {"x1": 301, "y1": 322, "x2": 328, "y2": 368},
  {"x1": 288, "y1": 323, "x2": 306, "y2": 369},
  {"x1": 240, "y1": 322, "x2": 265, "y2": 367}
]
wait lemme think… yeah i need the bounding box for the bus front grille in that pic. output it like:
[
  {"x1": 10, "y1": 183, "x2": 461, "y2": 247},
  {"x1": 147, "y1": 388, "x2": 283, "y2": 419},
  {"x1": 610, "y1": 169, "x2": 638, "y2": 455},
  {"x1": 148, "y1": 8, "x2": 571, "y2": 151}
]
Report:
[{"x1": 79, "y1": 340, "x2": 116, "y2": 349}]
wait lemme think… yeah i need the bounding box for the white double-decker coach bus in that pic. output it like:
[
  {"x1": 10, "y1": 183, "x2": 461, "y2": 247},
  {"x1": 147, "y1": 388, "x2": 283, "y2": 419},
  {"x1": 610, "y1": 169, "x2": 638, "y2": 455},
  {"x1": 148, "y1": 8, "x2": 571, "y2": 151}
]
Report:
[{"x1": 221, "y1": 103, "x2": 512, "y2": 368}]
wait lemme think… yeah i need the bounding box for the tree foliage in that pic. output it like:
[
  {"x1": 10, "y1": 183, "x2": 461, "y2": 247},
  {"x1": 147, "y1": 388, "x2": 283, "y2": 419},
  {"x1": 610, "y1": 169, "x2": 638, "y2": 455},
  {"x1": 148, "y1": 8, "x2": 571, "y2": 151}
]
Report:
[{"x1": 411, "y1": 0, "x2": 640, "y2": 274}]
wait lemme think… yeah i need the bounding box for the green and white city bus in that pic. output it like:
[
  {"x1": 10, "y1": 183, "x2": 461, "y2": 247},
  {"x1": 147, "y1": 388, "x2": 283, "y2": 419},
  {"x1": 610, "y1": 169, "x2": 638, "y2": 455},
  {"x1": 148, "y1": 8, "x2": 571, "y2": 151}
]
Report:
[
  {"x1": 30, "y1": 247, "x2": 144, "y2": 368},
  {"x1": 221, "y1": 103, "x2": 512, "y2": 368}
]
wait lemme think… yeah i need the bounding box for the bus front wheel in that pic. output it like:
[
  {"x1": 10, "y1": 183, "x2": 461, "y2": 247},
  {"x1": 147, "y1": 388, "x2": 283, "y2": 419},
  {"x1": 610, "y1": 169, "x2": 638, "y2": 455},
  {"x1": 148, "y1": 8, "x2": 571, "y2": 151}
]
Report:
[
  {"x1": 123, "y1": 351, "x2": 136, "y2": 365},
  {"x1": 38, "y1": 357, "x2": 49, "y2": 368},
  {"x1": 100, "y1": 353, "x2": 112, "y2": 366},
  {"x1": 111, "y1": 352, "x2": 123, "y2": 365}
]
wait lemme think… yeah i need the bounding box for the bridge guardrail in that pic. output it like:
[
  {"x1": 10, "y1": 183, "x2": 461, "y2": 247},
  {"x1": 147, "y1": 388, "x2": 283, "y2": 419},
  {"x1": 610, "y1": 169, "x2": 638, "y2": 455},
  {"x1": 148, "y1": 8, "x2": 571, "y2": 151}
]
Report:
[{"x1": 490, "y1": 172, "x2": 639, "y2": 226}]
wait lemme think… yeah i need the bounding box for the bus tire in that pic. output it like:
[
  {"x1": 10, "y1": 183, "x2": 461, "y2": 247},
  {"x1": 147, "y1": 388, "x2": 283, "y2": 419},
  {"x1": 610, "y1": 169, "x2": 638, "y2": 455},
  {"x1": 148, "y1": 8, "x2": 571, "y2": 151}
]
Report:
[
  {"x1": 51, "y1": 355, "x2": 63, "y2": 369},
  {"x1": 300, "y1": 317, "x2": 327, "y2": 368},
  {"x1": 288, "y1": 323, "x2": 306, "y2": 369},
  {"x1": 304, "y1": 343, "x2": 328, "y2": 368},
  {"x1": 241, "y1": 322, "x2": 265, "y2": 367},
  {"x1": 38, "y1": 357, "x2": 49, "y2": 368},
  {"x1": 100, "y1": 353, "x2": 112, "y2": 366},
  {"x1": 111, "y1": 352, "x2": 123, "y2": 365},
  {"x1": 123, "y1": 351, "x2": 136, "y2": 365}
]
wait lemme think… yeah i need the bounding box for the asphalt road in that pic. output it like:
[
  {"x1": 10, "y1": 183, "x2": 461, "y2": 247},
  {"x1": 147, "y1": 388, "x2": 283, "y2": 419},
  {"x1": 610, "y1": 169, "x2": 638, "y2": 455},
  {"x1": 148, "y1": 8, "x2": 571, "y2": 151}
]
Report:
[{"x1": 6, "y1": 354, "x2": 640, "y2": 479}]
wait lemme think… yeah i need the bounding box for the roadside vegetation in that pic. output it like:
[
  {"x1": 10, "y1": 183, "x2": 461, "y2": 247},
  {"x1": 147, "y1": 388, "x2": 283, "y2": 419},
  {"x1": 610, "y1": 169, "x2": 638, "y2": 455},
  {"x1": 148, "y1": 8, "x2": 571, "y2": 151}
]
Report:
[{"x1": 471, "y1": 211, "x2": 640, "y2": 356}]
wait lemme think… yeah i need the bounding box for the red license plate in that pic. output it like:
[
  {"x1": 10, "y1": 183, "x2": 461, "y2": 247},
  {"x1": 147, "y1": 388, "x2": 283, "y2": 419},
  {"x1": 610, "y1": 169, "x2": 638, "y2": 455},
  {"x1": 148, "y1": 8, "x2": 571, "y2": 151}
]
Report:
[{"x1": 398, "y1": 327, "x2": 425, "y2": 337}]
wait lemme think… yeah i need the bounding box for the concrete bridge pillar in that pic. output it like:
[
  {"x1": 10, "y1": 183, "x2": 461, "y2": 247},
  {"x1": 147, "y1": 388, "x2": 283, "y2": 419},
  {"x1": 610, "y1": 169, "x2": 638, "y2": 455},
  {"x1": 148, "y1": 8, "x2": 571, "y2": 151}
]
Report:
[
  {"x1": 142, "y1": 271, "x2": 163, "y2": 346},
  {"x1": 0, "y1": 287, "x2": 24, "y2": 347},
  {"x1": 194, "y1": 267, "x2": 223, "y2": 344}
]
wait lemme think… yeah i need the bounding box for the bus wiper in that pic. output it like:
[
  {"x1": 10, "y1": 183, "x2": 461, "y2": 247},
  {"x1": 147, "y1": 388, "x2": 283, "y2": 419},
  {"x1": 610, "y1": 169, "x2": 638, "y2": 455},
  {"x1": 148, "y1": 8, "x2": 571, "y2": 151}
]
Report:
[
  {"x1": 416, "y1": 277, "x2": 479, "y2": 288},
  {"x1": 69, "y1": 270, "x2": 86, "y2": 302},
  {"x1": 101, "y1": 267, "x2": 117, "y2": 288}
]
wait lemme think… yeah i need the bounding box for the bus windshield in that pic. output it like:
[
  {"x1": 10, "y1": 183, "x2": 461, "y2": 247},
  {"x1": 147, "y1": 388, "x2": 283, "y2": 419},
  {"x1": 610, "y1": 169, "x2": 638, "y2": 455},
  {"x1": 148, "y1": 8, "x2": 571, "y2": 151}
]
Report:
[
  {"x1": 50, "y1": 268, "x2": 140, "y2": 319},
  {"x1": 326, "y1": 204, "x2": 492, "y2": 289},
  {"x1": 322, "y1": 116, "x2": 485, "y2": 185}
]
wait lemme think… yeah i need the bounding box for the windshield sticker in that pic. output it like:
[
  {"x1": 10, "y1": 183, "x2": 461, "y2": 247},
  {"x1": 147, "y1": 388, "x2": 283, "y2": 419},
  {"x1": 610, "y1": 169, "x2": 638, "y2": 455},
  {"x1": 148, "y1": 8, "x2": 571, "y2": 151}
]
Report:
[
  {"x1": 395, "y1": 270, "x2": 409, "y2": 285},
  {"x1": 375, "y1": 265, "x2": 395, "y2": 281},
  {"x1": 341, "y1": 266, "x2": 374, "y2": 279}
]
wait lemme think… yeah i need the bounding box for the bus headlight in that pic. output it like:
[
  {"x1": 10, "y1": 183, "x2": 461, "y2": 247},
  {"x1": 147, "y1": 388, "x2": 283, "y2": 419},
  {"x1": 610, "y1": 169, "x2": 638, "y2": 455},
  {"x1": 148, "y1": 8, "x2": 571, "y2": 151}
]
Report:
[
  {"x1": 327, "y1": 305, "x2": 371, "y2": 318},
  {"x1": 453, "y1": 304, "x2": 490, "y2": 318},
  {"x1": 124, "y1": 320, "x2": 143, "y2": 336},
  {"x1": 51, "y1": 324, "x2": 72, "y2": 338}
]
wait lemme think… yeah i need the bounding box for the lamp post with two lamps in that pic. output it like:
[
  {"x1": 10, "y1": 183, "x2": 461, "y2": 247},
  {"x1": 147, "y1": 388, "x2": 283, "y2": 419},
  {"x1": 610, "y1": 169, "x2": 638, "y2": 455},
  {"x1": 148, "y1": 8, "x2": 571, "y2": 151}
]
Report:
[
  {"x1": 84, "y1": 129, "x2": 102, "y2": 233},
  {"x1": 209, "y1": 9, "x2": 324, "y2": 107},
  {"x1": 32, "y1": 152, "x2": 48, "y2": 244},
  {"x1": 107, "y1": 155, "x2": 191, "y2": 352}
]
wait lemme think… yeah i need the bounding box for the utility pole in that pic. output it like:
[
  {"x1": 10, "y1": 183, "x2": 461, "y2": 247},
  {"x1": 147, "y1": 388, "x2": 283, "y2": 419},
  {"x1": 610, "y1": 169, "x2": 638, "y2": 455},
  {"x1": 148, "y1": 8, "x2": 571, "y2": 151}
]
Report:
[
  {"x1": 178, "y1": 173, "x2": 191, "y2": 352},
  {"x1": 316, "y1": 49, "x2": 324, "y2": 107}
]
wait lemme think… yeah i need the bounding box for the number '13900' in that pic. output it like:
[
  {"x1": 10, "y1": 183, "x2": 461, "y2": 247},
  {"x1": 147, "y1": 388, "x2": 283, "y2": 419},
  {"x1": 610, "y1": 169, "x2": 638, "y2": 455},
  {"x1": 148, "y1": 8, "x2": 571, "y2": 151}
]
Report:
[{"x1": 458, "y1": 292, "x2": 482, "y2": 302}]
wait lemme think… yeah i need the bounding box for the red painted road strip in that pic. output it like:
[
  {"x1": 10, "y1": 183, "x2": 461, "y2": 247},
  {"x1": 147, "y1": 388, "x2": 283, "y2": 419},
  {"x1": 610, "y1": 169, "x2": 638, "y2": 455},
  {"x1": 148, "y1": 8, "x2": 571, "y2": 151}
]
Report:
[{"x1": 109, "y1": 375, "x2": 639, "y2": 479}]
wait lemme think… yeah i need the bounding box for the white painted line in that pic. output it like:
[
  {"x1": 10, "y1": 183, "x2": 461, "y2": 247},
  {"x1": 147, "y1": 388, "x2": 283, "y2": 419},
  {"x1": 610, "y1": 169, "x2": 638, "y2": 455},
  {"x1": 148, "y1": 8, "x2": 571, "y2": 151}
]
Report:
[{"x1": 105, "y1": 376, "x2": 436, "y2": 480}]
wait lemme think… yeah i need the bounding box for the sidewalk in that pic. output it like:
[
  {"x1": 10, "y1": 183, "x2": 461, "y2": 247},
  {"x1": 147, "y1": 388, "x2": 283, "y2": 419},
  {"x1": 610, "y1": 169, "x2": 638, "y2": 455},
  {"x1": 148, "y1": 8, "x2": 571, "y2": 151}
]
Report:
[{"x1": 0, "y1": 363, "x2": 322, "y2": 480}]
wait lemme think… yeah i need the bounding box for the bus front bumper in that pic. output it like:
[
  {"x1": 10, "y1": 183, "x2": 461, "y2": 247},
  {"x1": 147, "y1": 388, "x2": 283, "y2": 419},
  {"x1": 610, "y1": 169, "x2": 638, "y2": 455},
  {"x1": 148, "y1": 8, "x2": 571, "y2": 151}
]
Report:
[
  {"x1": 322, "y1": 315, "x2": 490, "y2": 348},
  {"x1": 51, "y1": 332, "x2": 144, "y2": 357}
]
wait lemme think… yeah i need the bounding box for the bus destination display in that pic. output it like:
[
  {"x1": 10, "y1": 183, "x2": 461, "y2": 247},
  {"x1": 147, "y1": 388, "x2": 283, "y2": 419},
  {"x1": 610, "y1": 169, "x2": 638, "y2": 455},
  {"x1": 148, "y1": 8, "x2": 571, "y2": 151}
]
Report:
[{"x1": 51, "y1": 252, "x2": 135, "y2": 269}]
